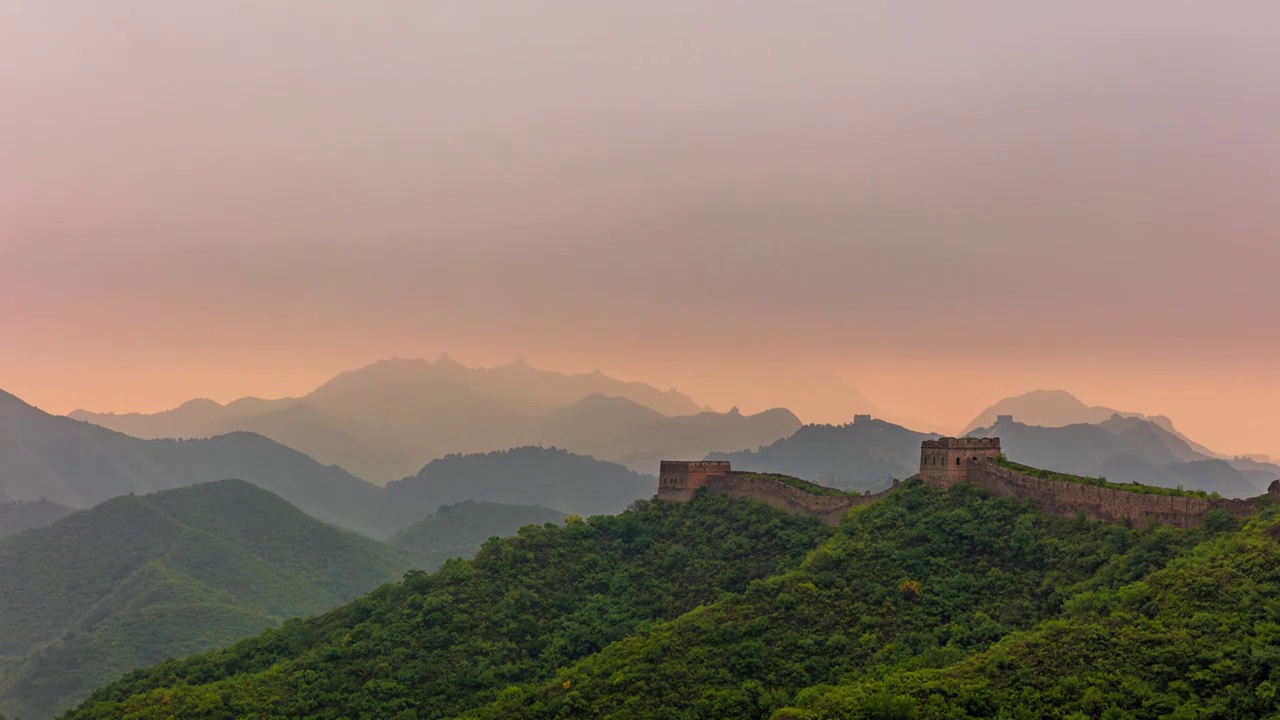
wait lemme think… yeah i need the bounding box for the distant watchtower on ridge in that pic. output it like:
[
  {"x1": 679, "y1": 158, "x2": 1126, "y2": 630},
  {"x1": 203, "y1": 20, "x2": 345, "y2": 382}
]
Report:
[{"x1": 919, "y1": 437, "x2": 1002, "y2": 488}]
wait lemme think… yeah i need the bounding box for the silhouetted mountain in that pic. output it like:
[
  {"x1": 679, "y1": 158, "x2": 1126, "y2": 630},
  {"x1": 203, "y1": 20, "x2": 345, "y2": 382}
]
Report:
[
  {"x1": 0, "y1": 499, "x2": 74, "y2": 540},
  {"x1": 0, "y1": 480, "x2": 415, "y2": 720},
  {"x1": 391, "y1": 500, "x2": 566, "y2": 569},
  {"x1": 541, "y1": 395, "x2": 802, "y2": 472},
  {"x1": 970, "y1": 418, "x2": 1258, "y2": 497},
  {"x1": 710, "y1": 418, "x2": 937, "y2": 492},
  {"x1": 964, "y1": 389, "x2": 1127, "y2": 432},
  {"x1": 70, "y1": 357, "x2": 717, "y2": 482},
  {"x1": 385, "y1": 447, "x2": 654, "y2": 519},
  {"x1": 964, "y1": 390, "x2": 1221, "y2": 458},
  {"x1": 0, "y1": 390, "x2": 400, "y2": 538}
]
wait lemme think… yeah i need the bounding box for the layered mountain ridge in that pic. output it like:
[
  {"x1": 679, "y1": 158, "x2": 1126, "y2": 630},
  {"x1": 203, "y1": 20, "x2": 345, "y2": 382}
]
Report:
[{"x1": 70, "y1": 357, "x2": 796, "y2": 482}]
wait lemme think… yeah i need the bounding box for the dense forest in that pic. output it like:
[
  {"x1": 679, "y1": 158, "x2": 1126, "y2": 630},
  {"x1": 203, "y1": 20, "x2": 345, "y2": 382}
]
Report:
[{"x1": 64, "y1": 481, "x2": 1280, "y2": 718}]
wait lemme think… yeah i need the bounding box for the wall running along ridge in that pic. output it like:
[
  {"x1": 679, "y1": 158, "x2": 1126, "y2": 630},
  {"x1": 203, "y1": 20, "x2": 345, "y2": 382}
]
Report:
[
  {"x1": 962, "y1": 461, "x2": 1265, "y2": 529},
  {"x1": 658, "y1": 438, "x2": 1280, "y2": 528}
]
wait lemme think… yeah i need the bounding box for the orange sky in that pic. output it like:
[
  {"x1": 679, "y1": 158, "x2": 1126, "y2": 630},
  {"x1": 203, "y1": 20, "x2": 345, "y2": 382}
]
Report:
[{"x1": 3, "y1": 2, "x2": 1278, "y2": 458}]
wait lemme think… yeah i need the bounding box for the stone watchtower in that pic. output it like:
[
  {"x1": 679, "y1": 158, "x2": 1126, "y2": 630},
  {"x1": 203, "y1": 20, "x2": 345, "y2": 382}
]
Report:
[
  {"x1": 657, "y1": 460, "x2": 732, "y2": 502},
  {"x1": 920, "y1": 437, "x2": 1002, "y2": 488}
]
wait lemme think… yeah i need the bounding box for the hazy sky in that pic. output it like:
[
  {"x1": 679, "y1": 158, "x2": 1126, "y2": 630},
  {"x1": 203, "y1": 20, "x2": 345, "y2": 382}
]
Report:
[{"x1": 3, "y1": 2, "x2": 1278, "y2": 456}]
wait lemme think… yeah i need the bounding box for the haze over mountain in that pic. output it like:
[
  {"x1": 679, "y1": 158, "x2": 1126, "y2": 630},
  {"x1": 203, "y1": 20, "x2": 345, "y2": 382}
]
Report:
[
  {"x1": 964, "y1": 389, "x2": 1219, "y2": 456},
  {"x1": 0, "y1": 389, "x2": 401, "y2": 538},
  {"x1": 709, "y1": 418, "x2": 937, "y2": 493},
  {"x1": 71, "y1": 357, "x2": 791, "y2": 482},
  {"x1": 0, "y1": 480, "x2": 416, "y2": 720},
  {"x1": 0, "y1": 499, "x2": 74, "y2": 541}
]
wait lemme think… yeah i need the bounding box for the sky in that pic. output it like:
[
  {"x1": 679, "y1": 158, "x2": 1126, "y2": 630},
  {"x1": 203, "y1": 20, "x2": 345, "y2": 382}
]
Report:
[{"x1": 2, "y1": 1, "x2": 1278, "y2": 457}]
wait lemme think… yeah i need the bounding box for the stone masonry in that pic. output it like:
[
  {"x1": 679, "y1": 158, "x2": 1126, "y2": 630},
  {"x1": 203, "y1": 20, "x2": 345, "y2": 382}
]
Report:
[
  {"x1": 919, "y1": 437, "x2": 1003, "y2": 488},
  {"x1": 658, "y1": 461, "x2": 733, "y2": 502}
]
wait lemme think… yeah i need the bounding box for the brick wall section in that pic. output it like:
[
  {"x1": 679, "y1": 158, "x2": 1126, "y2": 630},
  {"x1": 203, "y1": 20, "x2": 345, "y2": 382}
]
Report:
[
  {"x1": 705, "y1": 474, "x2": 894, "y2": 526},
  {"x1": 964, "y1": 461, "x2": 1263, "y2": 528}
]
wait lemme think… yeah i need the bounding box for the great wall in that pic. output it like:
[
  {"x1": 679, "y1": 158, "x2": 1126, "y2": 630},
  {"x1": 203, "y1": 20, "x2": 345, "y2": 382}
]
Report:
[{"x1": 659, "y1": 436, "x2": 1280, "y2": 528}]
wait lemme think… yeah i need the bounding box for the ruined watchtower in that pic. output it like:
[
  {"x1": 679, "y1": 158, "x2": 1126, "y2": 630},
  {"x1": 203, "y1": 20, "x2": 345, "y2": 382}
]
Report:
[
  {"x1": 657, "y1": 460, "x2": 732, "y2": 502},
  {"x1": 920, "y1": 437, "x2": 1002, "y2": 488}
]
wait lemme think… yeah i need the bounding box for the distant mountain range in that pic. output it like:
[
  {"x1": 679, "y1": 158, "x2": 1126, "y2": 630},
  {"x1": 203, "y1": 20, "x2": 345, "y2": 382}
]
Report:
[
  {"x1": 963, "y1": 389, "x2": 1219, "y2": 456},
  {"x1": 709, "y1": 418, "x2": 937, "y2": 493},
  {"x1": 0, "y1": 389, "x2": 402, "y2": 538},
  {"x1": 0, "y1": 480, "x2": 416, "y2": 720},
  {"x1": 2, "y1": 389, "x2": 668, "y2": 540},
  {"x1": 70, "y1": 357, "x2": 796, "y2": 482},
  {"x1": 391, "y1": 500, "x2": 567, "y2": 570}
]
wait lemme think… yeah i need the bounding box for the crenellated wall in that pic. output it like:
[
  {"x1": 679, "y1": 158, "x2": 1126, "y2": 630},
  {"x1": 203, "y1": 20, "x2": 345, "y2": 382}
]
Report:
[{"x1": 963, "y1": 461, "x2": 1264, "y2": 528}]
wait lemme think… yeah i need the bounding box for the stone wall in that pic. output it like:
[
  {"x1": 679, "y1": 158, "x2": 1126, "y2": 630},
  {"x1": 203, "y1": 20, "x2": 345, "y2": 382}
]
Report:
[
  {"x1": 658, "y1": 460, "x2": 732, "y2": 502},
  {"x1": 705, "y1": 474, "x2": 893, "y2": 526},
  {"x1": 965, "y1": 461, "x2": 1264, "y2": 528},
  {"x1": 920, "y1": 437, "x2": 1003, "y2": 487}
]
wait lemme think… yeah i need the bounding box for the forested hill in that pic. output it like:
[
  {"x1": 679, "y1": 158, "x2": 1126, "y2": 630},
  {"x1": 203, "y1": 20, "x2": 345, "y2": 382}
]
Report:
[
  {"x1": 64, "y1": 493, "x2": 828, "y2": 719},
  {"x1": 0, "y1": 480, "x2": 415, "y2": 720},
  {"x1": 65, "y1": 481, "x2": 1280, "y2": 719}
]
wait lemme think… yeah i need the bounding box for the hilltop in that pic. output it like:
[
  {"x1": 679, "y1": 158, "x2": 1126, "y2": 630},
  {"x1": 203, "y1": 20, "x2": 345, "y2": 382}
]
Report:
[
  {"x1": 0, "y1": 389, "x2": 402, "y2": 538},
  {"x1": 64, "y1": 481, "x2": 1280, "y2": 719},
  {"x1": 0, "y1": 499, "x2": 74, "y2": 540},
  {"x1": 0, "y1": 480, "x2": 416, "y2": 720},
  {"x1": 390, "y1": 501, "x2": 567, "y2": 570},
  {"x1": 384, "y1": 446, "x2": 654, "y2": 519},
  {"x1": 70, "y1": 357, "x2": 744, "y2": 482}
]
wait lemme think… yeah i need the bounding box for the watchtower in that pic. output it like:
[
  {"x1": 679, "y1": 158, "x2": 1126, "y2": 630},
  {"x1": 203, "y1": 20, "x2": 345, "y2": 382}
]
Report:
[
  {"x1": 996, "y1": 415, "x2": 1014, "y2": 424},
  {"x1": 657, "y1": 460, "x2": 731, "y2": 502},
  {"x1": 920, "y1": 437, "x2": 1002, "y2": 488},
  {"x1": 853, "y1": 414, "x2": 873, "y2": 424}
]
